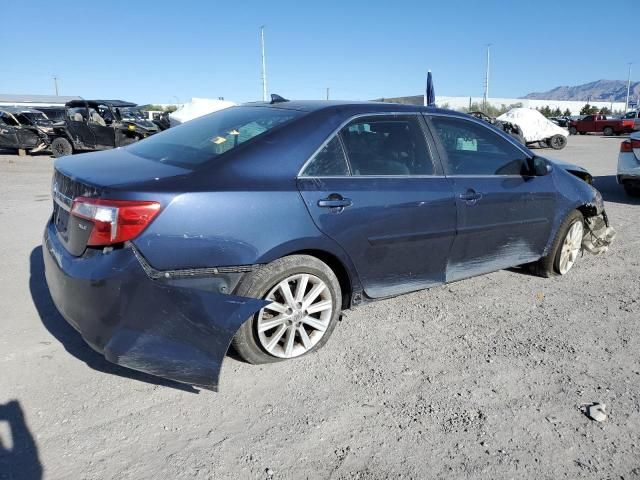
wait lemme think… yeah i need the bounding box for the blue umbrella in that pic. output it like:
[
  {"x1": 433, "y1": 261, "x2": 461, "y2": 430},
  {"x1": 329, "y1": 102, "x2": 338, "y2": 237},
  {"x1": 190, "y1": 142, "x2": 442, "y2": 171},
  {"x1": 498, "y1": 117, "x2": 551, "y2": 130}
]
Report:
[{"x1": 426, "y1": 70, "x2": 436, "y2": 107}]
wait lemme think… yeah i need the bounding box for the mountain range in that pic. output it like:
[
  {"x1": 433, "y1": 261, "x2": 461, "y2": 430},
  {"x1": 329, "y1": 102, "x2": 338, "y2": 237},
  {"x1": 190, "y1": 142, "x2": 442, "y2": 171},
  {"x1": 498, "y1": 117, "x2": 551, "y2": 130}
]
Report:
[{"x1": 523, "y1": 80, "x2": 640, "y2": 102}]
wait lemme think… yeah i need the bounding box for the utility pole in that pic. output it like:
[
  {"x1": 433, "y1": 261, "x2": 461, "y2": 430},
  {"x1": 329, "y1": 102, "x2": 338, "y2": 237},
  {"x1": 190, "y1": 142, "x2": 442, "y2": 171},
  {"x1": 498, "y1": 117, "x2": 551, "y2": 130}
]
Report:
[
  {"x1": 625, "y1": 62, "x2": 632, "y2": 112},
  {"x1": 52, "y1": 76, "x2": 59, "y2": 96},
  {"x1": 483, "y1": 44, "x2": 491, "y2": 111},
  {"x1": 260, "y1": 26, "x2": 268, "y2": 102},
  {"x1": 326, "y1": 87, "x2": 330, "y2": 100}
]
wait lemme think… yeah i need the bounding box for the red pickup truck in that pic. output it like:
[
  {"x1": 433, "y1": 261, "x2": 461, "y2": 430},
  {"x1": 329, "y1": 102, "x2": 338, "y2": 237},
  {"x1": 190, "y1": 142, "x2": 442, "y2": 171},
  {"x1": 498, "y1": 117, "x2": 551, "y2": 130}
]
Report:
[{"x1": 569, "y1": 115, "x2": 635, "y2": 136}]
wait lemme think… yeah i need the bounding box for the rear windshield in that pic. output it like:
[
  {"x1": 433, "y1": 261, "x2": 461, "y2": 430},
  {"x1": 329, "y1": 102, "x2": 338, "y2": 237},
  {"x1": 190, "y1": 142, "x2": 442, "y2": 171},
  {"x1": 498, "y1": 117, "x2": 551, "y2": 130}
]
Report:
[{"x1": 127, "y1": 106, "x2": 303, "y2": 168}]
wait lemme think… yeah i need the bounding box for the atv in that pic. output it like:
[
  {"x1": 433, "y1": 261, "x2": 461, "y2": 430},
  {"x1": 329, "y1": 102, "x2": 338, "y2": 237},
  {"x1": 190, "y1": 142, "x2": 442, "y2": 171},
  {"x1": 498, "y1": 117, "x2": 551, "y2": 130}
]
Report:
[{"x1": 49, "y1": 100, "x2": 160, "y2": 158}]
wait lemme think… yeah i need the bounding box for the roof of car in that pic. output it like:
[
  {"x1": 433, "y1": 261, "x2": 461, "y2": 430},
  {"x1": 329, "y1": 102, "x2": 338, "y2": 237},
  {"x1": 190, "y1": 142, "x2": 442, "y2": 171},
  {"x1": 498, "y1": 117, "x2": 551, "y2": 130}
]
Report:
[
  {"x1": 241, "y1": 99, "x2": 466, "y2": 117},
  {"x1": 65, "y1": 100, "x2": 137, "y2": 108}
]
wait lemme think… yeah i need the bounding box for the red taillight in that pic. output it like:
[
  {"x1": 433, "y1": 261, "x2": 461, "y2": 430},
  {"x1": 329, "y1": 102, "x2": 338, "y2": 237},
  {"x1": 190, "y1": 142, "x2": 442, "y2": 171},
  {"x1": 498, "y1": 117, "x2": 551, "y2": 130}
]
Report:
[
  {"x1": 71, "y1": 197, "x2": 161, "y2": 246},
  {"x1": 620, "y1": 139, "x2": 640, "y2": 152}
]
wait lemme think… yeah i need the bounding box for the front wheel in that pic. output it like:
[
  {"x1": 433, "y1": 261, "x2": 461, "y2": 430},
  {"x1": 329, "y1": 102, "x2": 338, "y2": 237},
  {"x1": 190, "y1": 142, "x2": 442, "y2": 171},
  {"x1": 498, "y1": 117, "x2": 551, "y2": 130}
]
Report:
[
  {"x1": 548, "y1": 134, "x2": 567, "y2": 150},
  {"x1": 51, "y1": 137, "x2": 73, "y2": 158},
  {"x1": 530, "y1": 210, "x2": 584, "y2": 277},
  {"x1": 231, "y1": 255, "x2": 342, "y2": 364}
]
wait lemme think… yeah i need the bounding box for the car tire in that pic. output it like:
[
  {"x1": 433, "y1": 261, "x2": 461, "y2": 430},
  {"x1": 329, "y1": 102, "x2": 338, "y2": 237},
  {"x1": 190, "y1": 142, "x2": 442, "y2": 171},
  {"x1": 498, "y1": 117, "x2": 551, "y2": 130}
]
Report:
[
  {"x1": 530, "y1": 210, "x2": 584, "y2": 278},
  {"x1": 51, "y1": 137, "x2": 73, "y2": 158},
  {"x1": 603, "y1": 126, "x2": 614, "y2": 136},
  {"x1": 548, "y1": 134, "x2": 567, "y2": 150},
  {"x1": 623, "y1": 182, "x2": 640, "y2": 197},
  {"x1": 231, "y1": 255, "x2": 342, "y2": 364},
  {"x1": 569, "y1": 126, "x2": 578, "y2": 135}
]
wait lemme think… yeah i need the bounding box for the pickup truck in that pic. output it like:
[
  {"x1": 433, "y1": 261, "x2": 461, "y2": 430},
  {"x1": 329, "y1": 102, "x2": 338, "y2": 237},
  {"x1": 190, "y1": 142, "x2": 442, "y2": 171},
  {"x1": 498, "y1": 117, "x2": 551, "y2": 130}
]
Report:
[
  {"x1": 569, "y1": 114, "x2": 635, "y2": 136},
  {"x1": 622, "y1": 110, "x2": 640, "y2": 131}
]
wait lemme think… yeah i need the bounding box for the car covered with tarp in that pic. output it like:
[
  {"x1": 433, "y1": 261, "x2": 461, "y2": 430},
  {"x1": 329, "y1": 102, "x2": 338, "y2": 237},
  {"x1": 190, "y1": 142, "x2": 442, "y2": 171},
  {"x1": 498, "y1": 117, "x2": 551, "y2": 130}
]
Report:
[{"x1": 497, "y1": 108, "x2": 569, "y2": 150}]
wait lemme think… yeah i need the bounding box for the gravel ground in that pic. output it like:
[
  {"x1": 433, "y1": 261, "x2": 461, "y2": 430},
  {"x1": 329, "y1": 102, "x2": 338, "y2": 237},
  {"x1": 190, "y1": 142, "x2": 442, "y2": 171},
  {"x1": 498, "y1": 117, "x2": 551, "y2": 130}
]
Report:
[{"x1": 1, "y1": 135, "x2": 639, "y2": 479}]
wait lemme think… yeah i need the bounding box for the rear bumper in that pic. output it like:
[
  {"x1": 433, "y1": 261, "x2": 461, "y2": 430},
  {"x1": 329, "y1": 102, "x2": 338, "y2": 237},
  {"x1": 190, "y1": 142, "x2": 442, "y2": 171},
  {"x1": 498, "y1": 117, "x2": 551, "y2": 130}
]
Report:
[
  {"x1": 617, "y1": 152, "x2": 640, "y2": 184},
  {"x1": 43, "y1": 220, "x2": 267, "y2": 390}
]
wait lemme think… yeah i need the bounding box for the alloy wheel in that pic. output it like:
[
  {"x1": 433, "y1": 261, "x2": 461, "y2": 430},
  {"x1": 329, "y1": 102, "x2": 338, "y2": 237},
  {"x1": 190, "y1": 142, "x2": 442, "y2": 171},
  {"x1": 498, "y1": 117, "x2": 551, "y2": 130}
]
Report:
[
  {"x1": 558, "y1": 221, "x2": 583, "y2": 274},
  {"x1": 256, "y1": 273, "x2": 333, "y2": 358}
]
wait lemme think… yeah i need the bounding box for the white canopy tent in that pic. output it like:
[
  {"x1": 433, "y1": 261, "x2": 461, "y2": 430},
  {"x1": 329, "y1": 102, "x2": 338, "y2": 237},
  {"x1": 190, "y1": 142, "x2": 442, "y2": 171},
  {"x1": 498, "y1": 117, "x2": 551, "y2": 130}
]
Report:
[{"x1": 169, "y1": 98, "x2": 236, "y2": 127}]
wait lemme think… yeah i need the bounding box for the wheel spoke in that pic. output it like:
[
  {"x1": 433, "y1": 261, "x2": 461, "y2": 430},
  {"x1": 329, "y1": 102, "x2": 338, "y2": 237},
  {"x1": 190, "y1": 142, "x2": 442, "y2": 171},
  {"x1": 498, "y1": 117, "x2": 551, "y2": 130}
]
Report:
[
  {"x1": 258, "y1": 314, "x2": 289, "y2": 332},
  {"x1": 306, "y1": 299, "x2": 332, "y2": 315},
  {"x1": 283, "y1": 325, "x2": 296, "y2": 357},
  {"x1": 302, "y1": 315, "x2": 328, "y2": 332},
  {"x1": 264, "y1": 301, "x2": 288, "y2": 314},
  {"x1": 278, "y1": 280, "x2": 296, "y2": 307},
  {"x1": 298, "y1": 326, "x2": 312, "y2": 349},
  {"x1": 302, "y1": 283, "x2": 326, "y2": 309},
  {"x1": 265, "y1": 324, "x2": 288, "y2": 352},
  {"x1": 294, "y1": 274, "x2": 309, "y2": 303}
]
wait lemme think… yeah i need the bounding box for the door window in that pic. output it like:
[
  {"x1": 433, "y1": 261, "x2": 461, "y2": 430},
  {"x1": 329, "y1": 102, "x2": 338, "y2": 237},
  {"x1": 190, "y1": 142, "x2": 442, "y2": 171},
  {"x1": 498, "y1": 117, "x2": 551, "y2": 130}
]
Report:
[
  {"x1": 340, "y1": 116, "x2": 434, "y2": 176},
  {"x1": 430, "y1": 116, "x2": 529, "y2": 176},
  {"x1": 300, "y1": 136, "x2": 350, "y2": 177}
]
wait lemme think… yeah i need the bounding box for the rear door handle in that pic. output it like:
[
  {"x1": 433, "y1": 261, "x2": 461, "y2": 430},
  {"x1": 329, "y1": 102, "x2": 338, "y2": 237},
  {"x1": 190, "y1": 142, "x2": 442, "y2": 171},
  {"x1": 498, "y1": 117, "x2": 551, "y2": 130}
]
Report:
[
  {"x1": 458, "y1": 190, "x2": 483, "y2": 204},
  {"x1": 318, "y1": 198, "x2": 352, "y2": 208}
]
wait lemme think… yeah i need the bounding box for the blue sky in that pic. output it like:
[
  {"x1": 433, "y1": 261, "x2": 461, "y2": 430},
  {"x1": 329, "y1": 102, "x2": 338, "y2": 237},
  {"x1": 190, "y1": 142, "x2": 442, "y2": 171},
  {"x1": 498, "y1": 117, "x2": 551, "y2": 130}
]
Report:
[{"x1": 2, "y1": 0, "x2": 638, "y2": 104}]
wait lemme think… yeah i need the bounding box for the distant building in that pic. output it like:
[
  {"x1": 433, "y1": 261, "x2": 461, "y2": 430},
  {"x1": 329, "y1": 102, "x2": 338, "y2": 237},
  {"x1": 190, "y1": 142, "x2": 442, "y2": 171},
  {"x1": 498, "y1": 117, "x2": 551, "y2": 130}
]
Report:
[
  {"x1": 0, "y1": 94, "x2": 81, "y2": 107},
  {"x1": 377, "y1": 95, "x2": 626, "y2": 115}
]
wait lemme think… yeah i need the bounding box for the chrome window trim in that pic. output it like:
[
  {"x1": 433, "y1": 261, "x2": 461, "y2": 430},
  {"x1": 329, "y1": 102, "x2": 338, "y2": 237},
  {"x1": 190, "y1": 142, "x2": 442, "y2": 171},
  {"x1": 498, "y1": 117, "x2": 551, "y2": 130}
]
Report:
[{"x1": 297, "y1": 111, "x2": 439, "y2": 179}]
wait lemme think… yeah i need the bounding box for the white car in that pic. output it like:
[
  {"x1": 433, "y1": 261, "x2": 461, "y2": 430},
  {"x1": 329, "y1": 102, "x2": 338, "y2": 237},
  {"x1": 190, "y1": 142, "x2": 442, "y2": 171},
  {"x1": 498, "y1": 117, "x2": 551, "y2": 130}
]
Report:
[{"x1": 618, "y1": 131, "x2": 640, "y2": 196}]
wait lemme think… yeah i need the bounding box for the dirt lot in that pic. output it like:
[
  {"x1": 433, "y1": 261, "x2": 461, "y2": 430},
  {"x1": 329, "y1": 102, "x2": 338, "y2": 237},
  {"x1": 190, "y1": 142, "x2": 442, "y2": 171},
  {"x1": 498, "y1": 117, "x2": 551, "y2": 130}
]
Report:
[{"x1": 1, "y1": 135, "x2": 639, "y2": 480}]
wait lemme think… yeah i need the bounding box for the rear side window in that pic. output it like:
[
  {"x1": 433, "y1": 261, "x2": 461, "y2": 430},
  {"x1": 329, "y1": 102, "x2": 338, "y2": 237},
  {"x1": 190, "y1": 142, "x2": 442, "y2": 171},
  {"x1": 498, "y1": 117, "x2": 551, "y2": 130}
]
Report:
[
  {"x1": 430, "y1": 116, "x2": 529, "y2": 176},
  {"x1": 300, "y1": 137, "x2": 350, "y2": 176},
  {"x1": 339, "y1": 115, "x2": 434, "y2": 176},
  {"x1": 126, "y1": 106, "x2": 303, "y2": 168}
]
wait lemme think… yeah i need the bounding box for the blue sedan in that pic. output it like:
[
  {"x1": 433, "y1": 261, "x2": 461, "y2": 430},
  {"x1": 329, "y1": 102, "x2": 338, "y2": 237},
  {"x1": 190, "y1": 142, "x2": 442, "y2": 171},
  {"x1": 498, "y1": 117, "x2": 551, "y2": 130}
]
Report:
[{"x1": 43, "y1": 99, "x2": 612, "y2": 390}]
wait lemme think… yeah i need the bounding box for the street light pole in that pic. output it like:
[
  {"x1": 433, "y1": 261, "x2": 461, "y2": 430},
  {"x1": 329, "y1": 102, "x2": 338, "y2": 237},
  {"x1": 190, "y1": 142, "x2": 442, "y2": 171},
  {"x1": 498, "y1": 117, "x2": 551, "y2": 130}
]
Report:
[
  {"x1": 483, "y1": 44, "x2": 491, "y2": 111},
  {"x1": 52, "y1": 76, "x2": 59, "y2": 96},
  {"x1": 625, "y1": 63, "x2": 632, "y2": 112},
  {"x1": 260, "y1": 26, "x2": 268, "y2": 102}
]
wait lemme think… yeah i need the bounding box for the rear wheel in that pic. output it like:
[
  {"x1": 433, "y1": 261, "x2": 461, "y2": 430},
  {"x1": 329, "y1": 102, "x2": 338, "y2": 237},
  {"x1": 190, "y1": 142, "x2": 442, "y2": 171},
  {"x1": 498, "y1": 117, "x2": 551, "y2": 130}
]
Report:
[
  {"x1": 548, "y1": 134, "x2": 567, "y2": 150},
  {"x1": 623, "y1": 182, "x2": 640, "y2": 197},
  {"x1": 51, "y1": 137, "x2": 73, "y2": 158},
  {"x1": 569, "y1": 126, "x2": 578, "y2": 135},
  {"x1": 231, "y1": 255, "x2": 342, "y2": 364},
  {"x1": 603, "y1": 126, "x2": 614, "y2": 136},
  {"x1": 530, "y1": 210, "x2": 584, "y2": 277}
]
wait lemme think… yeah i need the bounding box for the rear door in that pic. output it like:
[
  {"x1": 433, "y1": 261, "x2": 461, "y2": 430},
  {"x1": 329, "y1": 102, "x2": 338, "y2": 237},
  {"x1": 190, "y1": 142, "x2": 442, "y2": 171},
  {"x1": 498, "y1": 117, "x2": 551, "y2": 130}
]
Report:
[
  {"x1": 297, "y1": 113, "x2": 456, "y2": 298},
  {"x1": 427, "y1": 114, "x2": 557, "y2": 282},
  {"x1": 66, "y1": 107, "x2": 96, "y2": 147},
  {"x1": 88, "y1": 105, "x2": 116, "y2": 148},
  {"x1": 0, "y1": 114, "x2": 19, "y2": 148}
]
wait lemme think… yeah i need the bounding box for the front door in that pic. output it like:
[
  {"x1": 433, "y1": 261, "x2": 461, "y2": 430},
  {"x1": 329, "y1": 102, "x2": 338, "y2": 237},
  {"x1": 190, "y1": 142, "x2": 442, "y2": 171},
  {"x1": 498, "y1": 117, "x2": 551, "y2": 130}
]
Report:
[
  {"x1": 427, "y1": 115, "x2": 557, "y2": 282},
  {"x1": 297, "y1": 114, "x2": 456, "y2": 298},
  {"x1": 66, "y1": 107, "x2": 96, "y2": 148}
]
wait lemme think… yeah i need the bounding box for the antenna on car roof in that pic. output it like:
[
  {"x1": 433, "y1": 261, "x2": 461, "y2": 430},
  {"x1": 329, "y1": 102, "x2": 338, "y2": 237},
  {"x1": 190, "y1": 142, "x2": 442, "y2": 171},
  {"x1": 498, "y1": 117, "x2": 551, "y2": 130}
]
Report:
[{"x1": 270, "y1": 94, "x2": 289, "y2": 104}]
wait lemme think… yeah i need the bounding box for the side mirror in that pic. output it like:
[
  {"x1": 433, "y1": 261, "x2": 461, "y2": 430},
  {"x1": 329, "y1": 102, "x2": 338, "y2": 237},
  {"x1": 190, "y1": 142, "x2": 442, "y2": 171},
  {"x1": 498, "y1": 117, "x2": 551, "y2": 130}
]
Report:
[{"x1": 531, "y1": 157, "x2": 553, "y2": 176}]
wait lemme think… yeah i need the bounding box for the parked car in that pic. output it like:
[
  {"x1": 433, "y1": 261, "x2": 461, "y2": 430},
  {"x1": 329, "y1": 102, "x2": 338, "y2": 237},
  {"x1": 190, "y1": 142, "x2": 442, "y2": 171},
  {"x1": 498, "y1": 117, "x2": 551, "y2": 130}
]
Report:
[
  {"x1": 618, "y1": 131, "x2": 640, "y2": 196},
  {"x1": 0, "y1": 106, "x2": 52, "y2": 154},
  {"x1": 621, "y1": 110, "x2": 640, "y2": 131},
  {"x1": 497, "y1": 108, "x2": 568, "y2": 149},
  {"x1": 468, "y1": 111, "x2": 525, "y2": 144},
  {"x1": 49, "y1": 100, "x2": 160, "y2": 158},
  {"x1": 569, "y1": 114, "x2": 635, "y2": 136},
  {"x1": 549, "y1": 116, "x2": 571, "y2": 128},
  {"x1": 43, "y1": 99, "x2": 615, "y2": 390}
]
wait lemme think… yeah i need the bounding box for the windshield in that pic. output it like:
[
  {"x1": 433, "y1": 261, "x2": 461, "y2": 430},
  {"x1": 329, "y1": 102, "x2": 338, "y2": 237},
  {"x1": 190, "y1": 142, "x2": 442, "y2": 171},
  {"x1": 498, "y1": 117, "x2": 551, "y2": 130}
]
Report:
[
  {"x1": 118, "y1": 107, "x2": 146, "y2": 121},
  {"x1": 127, "y1": 106, "x2": 304, "y2": 168},
  {"x1": 22, "y1": 112, "x2": 52, "y2": 126}
]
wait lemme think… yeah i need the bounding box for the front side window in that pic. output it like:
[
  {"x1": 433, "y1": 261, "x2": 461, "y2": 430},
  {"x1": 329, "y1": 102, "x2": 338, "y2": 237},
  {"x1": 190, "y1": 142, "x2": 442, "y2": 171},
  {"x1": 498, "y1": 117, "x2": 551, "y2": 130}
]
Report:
[
  {"x1": 127, "y1": 106, "x2": 303, "y2": 168},
  {"x1": 300, "y1": 136, "x2": 349, "y2": 177},
  {"x1": 339, "y1": 115, "x2": 434, "y2": 176},
  {"x1": 430, "y1": 116, "x2": 529, "y2": 176}
]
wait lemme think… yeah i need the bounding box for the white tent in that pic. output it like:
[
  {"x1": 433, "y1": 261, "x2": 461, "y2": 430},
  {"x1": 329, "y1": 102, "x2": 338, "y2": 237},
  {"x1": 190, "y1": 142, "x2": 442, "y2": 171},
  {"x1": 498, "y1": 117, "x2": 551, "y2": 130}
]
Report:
[{"x1": 169, "y1": 98, "x2": 236, "y2": 127}]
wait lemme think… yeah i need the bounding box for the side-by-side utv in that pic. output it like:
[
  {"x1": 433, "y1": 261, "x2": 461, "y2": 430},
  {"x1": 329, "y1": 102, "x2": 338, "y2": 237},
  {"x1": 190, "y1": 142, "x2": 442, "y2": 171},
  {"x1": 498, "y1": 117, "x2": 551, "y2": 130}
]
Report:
[
  {"x1": 0, "y1": 106, "x2": 53, "y2": 154},
  {"x1": 49, "y1": 100, "x2": 160, "y2": 157}
]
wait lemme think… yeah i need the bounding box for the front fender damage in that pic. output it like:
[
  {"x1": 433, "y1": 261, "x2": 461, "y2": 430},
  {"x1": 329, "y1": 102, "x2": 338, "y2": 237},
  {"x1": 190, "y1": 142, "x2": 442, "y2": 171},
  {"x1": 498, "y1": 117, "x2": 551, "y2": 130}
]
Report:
[{"x1": 582, "y1": 212, "x2": 616, "y2": 255}]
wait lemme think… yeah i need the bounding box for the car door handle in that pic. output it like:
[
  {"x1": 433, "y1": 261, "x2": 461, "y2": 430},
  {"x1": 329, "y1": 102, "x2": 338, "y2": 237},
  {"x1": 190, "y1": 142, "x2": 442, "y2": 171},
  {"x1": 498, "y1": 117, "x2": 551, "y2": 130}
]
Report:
[
  {"x1": 458, "y1": 190, "x2": 483, "y2": 204},
  {"x1": 318, "y1": 197, "x2": 352, "y2": 208}
]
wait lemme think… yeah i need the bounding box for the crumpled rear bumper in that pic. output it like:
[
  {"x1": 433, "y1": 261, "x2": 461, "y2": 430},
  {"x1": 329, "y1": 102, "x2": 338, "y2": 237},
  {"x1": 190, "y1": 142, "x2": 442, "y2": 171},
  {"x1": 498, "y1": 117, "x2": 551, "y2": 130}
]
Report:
[{"x1": 43, "y1": 221, "x2": 268, "y2": 391}]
